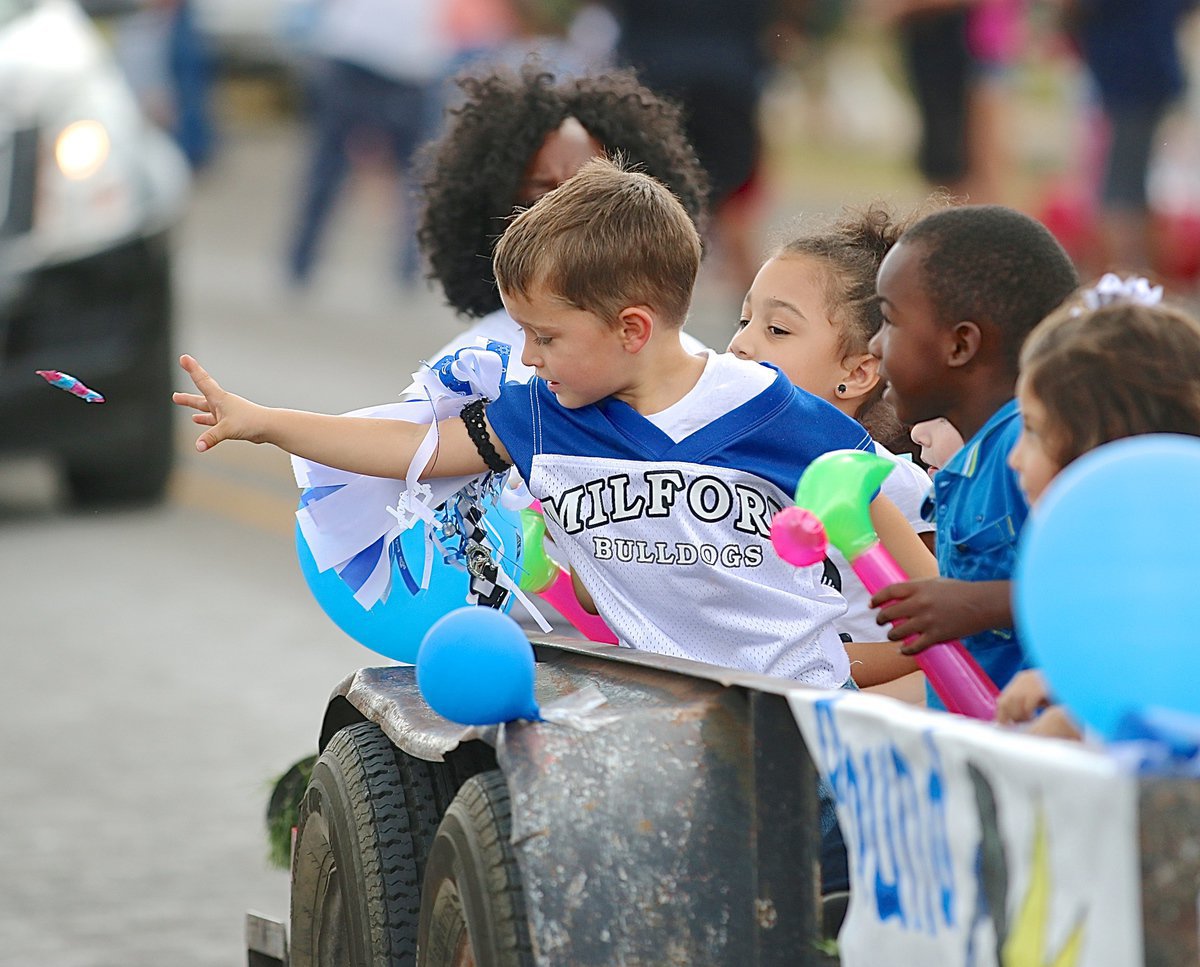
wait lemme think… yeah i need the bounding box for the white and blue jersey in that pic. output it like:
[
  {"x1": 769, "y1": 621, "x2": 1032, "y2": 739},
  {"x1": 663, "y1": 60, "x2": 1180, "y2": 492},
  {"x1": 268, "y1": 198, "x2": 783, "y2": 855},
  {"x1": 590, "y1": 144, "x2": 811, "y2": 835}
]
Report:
[{"x1": 487, "y1": 352, "x2": 872, "y2": 686}]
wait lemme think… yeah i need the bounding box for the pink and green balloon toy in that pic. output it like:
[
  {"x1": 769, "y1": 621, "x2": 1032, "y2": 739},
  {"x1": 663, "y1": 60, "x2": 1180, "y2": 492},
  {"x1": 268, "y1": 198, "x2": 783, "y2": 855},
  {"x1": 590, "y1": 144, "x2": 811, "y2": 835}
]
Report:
[
  {"x1": 519, "y1": 504, "x2": 618, "y2": 644},
  {"x1": 770, "y1": 449, "x2": 999, "y2": 720}
]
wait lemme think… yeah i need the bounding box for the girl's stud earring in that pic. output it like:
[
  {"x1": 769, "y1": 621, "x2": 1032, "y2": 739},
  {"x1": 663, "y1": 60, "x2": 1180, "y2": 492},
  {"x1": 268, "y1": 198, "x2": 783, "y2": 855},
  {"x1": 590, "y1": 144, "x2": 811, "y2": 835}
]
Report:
[{"x1": 836, "y1": 383, "x2": 847, "y2": 395}]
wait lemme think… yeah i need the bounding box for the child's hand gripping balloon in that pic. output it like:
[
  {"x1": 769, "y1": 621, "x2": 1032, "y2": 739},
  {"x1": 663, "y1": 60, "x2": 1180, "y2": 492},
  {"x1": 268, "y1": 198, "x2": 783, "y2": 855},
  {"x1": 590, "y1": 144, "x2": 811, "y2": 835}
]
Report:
[
  {"x1": 519, "y1": 505, "x2": 618, "y2": 644},
  {"x1": 771, "y1": 449, "x2": 999, "y2": 720}
]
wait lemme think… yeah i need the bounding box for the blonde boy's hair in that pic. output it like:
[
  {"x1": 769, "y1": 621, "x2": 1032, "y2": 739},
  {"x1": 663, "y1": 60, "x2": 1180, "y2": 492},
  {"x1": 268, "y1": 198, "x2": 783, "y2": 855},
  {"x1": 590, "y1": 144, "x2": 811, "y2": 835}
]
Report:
[{"x1": 492, "y1": 156, "x2": 702, "y2": 327}]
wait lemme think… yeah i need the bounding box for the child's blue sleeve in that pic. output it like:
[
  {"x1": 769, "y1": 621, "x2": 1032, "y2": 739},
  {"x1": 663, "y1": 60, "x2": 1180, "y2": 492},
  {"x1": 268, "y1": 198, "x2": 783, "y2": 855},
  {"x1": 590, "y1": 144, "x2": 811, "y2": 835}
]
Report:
[{"x1": 485, "y1": 380, "x2": 538, "y2": 480}]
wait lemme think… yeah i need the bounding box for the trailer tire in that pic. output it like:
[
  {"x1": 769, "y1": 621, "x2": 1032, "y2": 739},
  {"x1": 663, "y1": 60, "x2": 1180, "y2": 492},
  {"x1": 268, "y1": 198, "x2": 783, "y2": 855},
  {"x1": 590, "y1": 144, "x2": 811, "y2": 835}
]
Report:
[
  {"x1": 290, "y1": 722, "x2": 435, "y2": 966},
  {"x1": 418, "y1": 770, "x2": 533, "y2": 967}
]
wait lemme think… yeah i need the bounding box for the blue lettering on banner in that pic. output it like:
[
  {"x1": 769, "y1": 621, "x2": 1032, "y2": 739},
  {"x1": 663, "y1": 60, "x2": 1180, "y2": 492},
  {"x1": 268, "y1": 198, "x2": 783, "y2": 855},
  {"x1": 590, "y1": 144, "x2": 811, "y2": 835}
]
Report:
[{"x1": 814, "y1": 699, "x2": 956, "y2": 935}]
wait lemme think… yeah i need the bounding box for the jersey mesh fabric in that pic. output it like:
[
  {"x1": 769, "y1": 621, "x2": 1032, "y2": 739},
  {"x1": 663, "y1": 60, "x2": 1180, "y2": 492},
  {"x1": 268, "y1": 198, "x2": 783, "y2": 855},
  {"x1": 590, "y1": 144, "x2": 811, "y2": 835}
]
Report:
[
  {"x1": 486, "y1": 355, "x2": 873, "y2": 685},
  {"x1": 531, "y1": 453, "x2": 851, "y2": 684}
]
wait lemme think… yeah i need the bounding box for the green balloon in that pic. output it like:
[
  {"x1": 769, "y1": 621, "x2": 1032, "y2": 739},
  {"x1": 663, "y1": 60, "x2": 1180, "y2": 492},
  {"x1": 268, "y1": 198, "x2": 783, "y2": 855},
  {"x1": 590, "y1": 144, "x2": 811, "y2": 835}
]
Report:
[
  {"x1": 793, "y1": 449, "x2": 896, "y2": 560},
  {"x1": 518, "y1": 508, "x2": 559, "y2": 594}
]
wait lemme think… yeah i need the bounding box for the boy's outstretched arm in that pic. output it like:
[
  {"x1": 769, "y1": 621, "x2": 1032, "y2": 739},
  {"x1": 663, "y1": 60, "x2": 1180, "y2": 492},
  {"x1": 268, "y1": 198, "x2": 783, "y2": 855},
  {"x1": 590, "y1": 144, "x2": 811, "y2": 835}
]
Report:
[
  {"x1": 172, "y1": 355, "x2": 500, "y2": 479},
  {"x1": 868, "y1": 577, "x2": 1012, "y2": 654}
]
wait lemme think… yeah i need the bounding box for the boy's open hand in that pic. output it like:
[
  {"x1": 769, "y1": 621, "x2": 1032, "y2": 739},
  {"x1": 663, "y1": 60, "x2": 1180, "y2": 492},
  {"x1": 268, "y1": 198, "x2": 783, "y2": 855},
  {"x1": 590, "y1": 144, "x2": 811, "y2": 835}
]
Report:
[
  {"x1": 869, "y1": 578, "x2": 1013, "y2": 654},
  {"x1": 172, "y1": 354, "x2": 264, "y2": 452}
]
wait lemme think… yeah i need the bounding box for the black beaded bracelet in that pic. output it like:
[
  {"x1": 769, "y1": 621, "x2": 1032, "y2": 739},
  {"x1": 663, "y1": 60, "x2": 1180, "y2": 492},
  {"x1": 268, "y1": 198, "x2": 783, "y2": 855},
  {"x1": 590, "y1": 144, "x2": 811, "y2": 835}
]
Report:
[{"x1": 461, "y1": 398, "x2": 511, "y2": 473}]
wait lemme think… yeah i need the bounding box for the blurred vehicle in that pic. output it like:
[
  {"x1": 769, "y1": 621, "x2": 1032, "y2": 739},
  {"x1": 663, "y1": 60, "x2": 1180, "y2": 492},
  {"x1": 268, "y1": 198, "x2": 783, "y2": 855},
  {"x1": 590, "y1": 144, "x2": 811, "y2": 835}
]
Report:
[{"x1": 0, "y1": 0, "x2": 189, "y2": 505}]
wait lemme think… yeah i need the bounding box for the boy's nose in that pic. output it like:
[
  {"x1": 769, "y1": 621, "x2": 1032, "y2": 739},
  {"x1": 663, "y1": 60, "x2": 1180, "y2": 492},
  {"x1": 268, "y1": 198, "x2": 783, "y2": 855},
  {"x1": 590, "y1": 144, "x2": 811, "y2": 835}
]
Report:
[{"x1": 867, "y1": 330, "x2": 883, "y2": 357}]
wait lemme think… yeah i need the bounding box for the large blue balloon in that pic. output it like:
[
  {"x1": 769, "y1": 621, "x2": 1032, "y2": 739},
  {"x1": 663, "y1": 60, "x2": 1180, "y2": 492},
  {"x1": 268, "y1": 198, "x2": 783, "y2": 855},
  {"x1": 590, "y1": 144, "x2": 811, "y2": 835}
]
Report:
[
  {"x1": 1014, "y1": 435, "x2": 1200, "y2": 738},
  {"x1": 417, "y1": 607, "x2": 541, "y2": 725},
  {"x1": 296, "y1": 492, "x2": 523, "y2": 664}
]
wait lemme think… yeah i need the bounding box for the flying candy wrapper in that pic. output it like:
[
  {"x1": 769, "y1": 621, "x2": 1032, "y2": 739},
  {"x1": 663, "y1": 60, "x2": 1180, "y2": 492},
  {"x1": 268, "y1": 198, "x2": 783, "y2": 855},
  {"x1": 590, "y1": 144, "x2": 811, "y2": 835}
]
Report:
[
  {"x1": 771, "y1": 449, "x2": 999, "y2": 720},
  {"x1": 36, "y1": 370, "x2": 105, "y2": 403}
]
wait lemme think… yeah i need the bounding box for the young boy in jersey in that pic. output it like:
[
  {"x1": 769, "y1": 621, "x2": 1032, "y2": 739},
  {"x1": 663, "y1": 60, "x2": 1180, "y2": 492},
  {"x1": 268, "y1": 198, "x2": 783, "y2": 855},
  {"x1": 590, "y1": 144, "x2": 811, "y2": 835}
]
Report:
[
  {"x1": 866, "y1": 205, "x2": 1079, "y2": 706},
  {"x1": 175, "y1": 158, "x2": 934, "y2": 688}
]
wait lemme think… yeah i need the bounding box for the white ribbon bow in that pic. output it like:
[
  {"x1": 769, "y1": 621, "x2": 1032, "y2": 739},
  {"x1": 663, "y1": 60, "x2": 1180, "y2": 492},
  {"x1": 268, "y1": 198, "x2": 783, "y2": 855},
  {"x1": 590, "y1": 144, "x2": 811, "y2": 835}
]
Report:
[
  {"x1": 1078, "y1": 273, "x2": 1164, "y2": 312},
  {"x1": 291, "y1": 341, "x2": 535, "y2": 613}
]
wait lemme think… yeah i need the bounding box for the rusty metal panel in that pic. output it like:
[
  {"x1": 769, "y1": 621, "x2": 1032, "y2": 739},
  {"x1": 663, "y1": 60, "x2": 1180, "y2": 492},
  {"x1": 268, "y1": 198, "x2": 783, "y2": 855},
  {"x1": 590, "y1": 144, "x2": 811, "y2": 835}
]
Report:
[
  {"x1": 327, "y1": 665, "x2": 476, "y2": 762},
  {"x1": 494, "y1": 651, "x2": 824, "y2": 966},
  {"x1": 498, "y1": 677, "x2": 756, "y2": 965},
  {"x1": 748, "y1": 691, "x2": 821, "y2": 966},
  {"x1": 329, "y1": 642, "x2": 827, "y2": 964},
  {"x1": 1139, "y1": 777, "x2": 1200, "y2": 966}
]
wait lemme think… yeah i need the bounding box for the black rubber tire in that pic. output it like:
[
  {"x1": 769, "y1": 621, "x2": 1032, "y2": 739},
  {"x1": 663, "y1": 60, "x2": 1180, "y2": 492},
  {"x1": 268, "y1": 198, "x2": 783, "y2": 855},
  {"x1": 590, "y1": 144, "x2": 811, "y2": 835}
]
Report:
[
  {"x1": 394, "y1": 749, "x2": 444, "y2": 885},
  {"x1": 440, "y1": 740, "x2": 498, "y2": 809},
  {"x1": 418, "y1": 770, "x2": 533, "y2": 967},
  {"x1": 290, "y1": 722, "x2": 438, "y2": 967}
]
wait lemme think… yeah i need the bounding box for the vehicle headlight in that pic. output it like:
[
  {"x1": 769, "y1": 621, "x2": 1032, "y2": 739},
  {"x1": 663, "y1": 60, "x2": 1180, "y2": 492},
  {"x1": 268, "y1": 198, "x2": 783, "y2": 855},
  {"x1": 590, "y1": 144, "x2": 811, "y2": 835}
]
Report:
[
  {"x1": 10, "y1": 0, "x2": 189, "y2": 270},
  {"x1": 54, "y1": 120, "x2": 111, "y2": 181}
]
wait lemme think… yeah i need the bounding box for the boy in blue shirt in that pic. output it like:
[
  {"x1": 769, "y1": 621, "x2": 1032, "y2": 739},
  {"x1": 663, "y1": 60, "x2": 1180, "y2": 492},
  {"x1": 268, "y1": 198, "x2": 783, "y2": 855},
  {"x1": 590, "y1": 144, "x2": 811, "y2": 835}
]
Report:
[{"x1": 867, "y1": 205, "x2": 1079, "y2": 706}]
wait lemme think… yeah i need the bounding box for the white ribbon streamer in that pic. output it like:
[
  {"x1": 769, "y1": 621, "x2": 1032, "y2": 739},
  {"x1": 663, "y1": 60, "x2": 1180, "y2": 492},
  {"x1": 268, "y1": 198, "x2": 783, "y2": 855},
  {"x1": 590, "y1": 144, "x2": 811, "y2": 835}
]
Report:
[{"x1": 291, "y1": 340, "x2": 534, "y2": 620}]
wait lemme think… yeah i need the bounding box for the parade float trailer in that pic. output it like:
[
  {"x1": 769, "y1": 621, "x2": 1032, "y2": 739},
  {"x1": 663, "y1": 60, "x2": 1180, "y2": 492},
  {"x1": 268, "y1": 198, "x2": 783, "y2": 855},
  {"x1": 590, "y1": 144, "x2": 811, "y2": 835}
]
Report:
[{"x1": 247, "y1": 636, "x2": 1200, "y2": 967}]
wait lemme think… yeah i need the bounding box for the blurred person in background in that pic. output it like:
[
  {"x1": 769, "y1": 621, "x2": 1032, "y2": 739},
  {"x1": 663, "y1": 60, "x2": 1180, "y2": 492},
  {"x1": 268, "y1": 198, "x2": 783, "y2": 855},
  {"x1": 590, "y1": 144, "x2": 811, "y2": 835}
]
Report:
[
  {"x1": 876, "y1": 0, "x2": 1026, "y2": 204},
  {"x1": 285, "y1": 0, "x2": 451, "y2": 289},
  {"x1": 1060, "y1": 0, "x2": 1195, "y2": 274},
  {"x1": 110, "y1": 0, "x2": 215, "y2": 169},
  {"x1": 605, "y1": 0, "x2": 776, "y2": 299},
  {"x1": 446, "y1": 0, "x2": 617, "y2": 80},
  {"x1": 444, "y1": 0, "x2": 520, "y2": 69}
]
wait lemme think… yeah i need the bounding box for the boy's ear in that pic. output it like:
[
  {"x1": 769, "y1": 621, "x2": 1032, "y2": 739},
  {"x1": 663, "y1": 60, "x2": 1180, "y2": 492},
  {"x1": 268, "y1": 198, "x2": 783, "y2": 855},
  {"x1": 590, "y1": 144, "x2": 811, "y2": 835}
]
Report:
[
  {"x1": 617, "y1": 306, "x2": 654, "y2": 354},
  {"x1": 839, "y1": 352, "x2": 881, "y2": 402},
  {"x1": 947, "y1": 321, "x2": 982, "y2": 368}
]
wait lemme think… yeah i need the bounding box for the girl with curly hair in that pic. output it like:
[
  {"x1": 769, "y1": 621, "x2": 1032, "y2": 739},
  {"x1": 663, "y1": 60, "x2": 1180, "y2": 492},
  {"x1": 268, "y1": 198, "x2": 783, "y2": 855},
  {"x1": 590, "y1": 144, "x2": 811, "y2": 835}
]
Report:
[{"x1": 417, "y1": 62, "x2": 710, "y2": 373}]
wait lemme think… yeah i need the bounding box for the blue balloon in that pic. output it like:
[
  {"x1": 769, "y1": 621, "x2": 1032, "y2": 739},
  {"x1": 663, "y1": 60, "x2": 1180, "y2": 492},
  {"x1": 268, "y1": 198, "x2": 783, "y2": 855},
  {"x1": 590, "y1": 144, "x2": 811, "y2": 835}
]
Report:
[
  {"x1": 296, "y1": 491, "x2": 523, "y2": 664},
  {"x1": 1014, "y1": 435, "x2": 1200, "y2": 739},
  {"x1": 417, "y1": 607, "x2": 541, "y2": 725}
]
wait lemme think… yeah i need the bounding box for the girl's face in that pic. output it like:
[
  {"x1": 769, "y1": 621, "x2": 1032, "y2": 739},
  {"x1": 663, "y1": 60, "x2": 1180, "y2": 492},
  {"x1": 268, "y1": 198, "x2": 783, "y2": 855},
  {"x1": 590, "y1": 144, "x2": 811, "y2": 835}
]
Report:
[
  {"x1": 909, "y1": 417, "x2": 964, "y2": 478},
  {"x1": 1009, "y1": 378, "x2": 1063, "y2": 504},
  {"x1": 728, "y1": 255, "x2": 847, "y2": 403}
]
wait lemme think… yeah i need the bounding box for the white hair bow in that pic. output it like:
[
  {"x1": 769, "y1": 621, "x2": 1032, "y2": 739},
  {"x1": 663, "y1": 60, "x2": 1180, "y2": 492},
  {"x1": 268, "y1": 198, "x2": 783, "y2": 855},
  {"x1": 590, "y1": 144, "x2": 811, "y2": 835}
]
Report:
[{"x1": 1079, "y1": 273, "x2": 1164, "y2": 312}]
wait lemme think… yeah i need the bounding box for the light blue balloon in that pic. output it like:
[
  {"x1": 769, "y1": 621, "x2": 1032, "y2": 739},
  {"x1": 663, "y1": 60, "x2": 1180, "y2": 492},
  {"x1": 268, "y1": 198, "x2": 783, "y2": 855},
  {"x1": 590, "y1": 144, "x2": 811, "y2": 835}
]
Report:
[
  {"x1": 1014, "y1": 435, "x2": 1200, "y2": 739},
  {"x1": 296, "y1": 491, "x2": 523, "y2": 665},
  {"x1": 417, "y1": 607, "x2": 541, "y2": 725}
]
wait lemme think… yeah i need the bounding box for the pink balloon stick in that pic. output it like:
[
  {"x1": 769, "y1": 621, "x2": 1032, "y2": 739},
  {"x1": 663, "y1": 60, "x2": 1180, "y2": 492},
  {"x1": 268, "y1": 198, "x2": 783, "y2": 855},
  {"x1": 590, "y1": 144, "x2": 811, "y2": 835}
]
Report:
[
  {"x1": 853, "y1": 543, "x2": 999, "y2": 720},
  {"x1": 537, "y1": 569, "x2": 619, "y2": 645}
]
